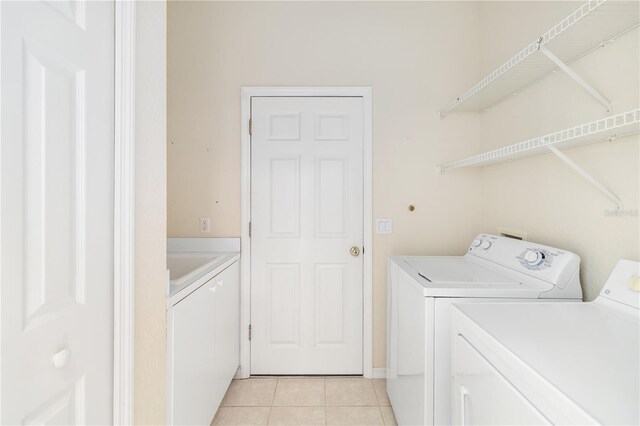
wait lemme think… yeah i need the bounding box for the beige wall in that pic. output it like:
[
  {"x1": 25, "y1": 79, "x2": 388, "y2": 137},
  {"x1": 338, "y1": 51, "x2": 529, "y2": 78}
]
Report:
[
  {"x1": 168, "y1": 1, "x2": 485, "y2": 368},
  {"x1": 135, "y1": 1, "x2": 167, "y2": 424},
  {"x1": 478, "y1": 1, "x2": 640, "y2": 301}
]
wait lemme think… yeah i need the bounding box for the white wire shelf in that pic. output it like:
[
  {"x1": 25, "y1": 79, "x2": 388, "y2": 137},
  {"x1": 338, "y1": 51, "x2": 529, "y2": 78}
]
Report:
[
  {"x1": 438, "y1": 109, "x2": 640, "y2": 173},
  {"x1": 437, "y1": 0, "x2": 640, "y2": 118}
]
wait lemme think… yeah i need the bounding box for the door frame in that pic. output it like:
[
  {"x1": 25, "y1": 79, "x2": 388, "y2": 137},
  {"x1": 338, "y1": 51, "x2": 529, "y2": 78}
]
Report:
[
  {"x1": 239, "y1": 87, "x2": 373, "y2": 378},
  {"x1": 114, "y1": 2, "x2": 136, "y2": 424}
]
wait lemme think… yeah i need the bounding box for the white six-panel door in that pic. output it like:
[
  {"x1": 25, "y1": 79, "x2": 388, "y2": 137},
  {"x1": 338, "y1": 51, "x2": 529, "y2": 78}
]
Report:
[
  {"x1": 250, "y1": 97, "x2": 364, "y2": 375},
  {"x1": 1, "y1": 1, "x2": 114, "y2": 423}
]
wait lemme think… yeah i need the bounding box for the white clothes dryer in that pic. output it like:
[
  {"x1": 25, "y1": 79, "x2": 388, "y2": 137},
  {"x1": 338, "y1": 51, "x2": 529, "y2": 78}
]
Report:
[{"x1": 451, "y1": 259, "x2": 639, "y2": 425}]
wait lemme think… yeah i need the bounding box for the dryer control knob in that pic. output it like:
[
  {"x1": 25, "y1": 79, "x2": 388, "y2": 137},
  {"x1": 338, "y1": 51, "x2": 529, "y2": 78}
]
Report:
[
  {"x1": 524, "y1": 250, "x2": 543, "y2": 265},
  {"x1": 472, "y1": 239, "x2": 482, "y2": 247},
  {"x1": 481, "y1": 240, "x2": 492, "y2": 250}
]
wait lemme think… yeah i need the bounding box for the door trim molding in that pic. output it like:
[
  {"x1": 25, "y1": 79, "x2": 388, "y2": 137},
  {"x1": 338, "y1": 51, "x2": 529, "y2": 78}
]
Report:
[
  {"x1": 239, "y1": 87, "x2": 373, "y2": 378},
  {"x1": 114, "y1": 2, "x2": 136, "y2": 424}
]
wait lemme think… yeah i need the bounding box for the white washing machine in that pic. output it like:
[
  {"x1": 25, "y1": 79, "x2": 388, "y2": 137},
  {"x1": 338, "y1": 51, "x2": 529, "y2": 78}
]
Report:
[
  {"x1": 386, "y1": 234, "x2": 583, "y2": 426},
  {"x1": 451, "y1": 259, "x2": 639, "y2": 425}
]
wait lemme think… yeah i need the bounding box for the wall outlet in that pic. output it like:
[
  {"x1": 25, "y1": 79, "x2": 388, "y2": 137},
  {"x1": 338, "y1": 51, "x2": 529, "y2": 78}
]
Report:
[{"x1": 199, "y1": 217, "x2": 211, "y2": 233}]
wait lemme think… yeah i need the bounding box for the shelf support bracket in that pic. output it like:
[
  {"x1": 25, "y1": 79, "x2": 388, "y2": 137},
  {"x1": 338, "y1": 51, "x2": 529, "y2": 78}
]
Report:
[
  {"x1": 538, "y1": 45, "x2": 612, "y2": 112},
  {"x1": 547, "y1": 144, "x2": 622, "y2": 210}
]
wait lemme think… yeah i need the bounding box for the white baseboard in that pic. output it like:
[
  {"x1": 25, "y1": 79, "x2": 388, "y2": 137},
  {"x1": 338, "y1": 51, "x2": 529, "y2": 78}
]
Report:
[
  {"x1": 235, "y1": 367, "x2": 386, "y2": 379},
  {"x1": 372, "y1": 368, "x2": 386, "y2": 379},
  {"x1": 234, "y1": 366, "x2": 250, "y2": 379}
]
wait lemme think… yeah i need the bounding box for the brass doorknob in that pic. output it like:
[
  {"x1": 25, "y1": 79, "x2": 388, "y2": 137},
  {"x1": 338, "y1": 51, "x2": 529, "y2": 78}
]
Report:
[{"x1": 350, "y1": 246, "x2": 360, "y2": 257}]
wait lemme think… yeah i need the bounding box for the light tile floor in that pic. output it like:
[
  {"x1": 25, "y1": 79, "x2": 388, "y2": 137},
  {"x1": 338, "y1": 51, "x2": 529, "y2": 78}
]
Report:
[{"x1": 212, "y1": 377, "x2": 397, "y2": 426}]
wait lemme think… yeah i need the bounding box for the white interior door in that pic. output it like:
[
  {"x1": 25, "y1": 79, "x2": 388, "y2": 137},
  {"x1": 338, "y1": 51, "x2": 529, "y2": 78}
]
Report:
[
  {"x1": 1, "y1": 1, "x2": 114, "y2": 423},
  {"x1": 251, "y1": 97, "x2": 364, "y2": 375}
]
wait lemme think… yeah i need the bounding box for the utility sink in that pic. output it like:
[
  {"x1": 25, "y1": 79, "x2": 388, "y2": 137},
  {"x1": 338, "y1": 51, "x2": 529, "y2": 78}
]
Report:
[{"x1": 167, "y1": 253, "x2": 225, "y2": 288}]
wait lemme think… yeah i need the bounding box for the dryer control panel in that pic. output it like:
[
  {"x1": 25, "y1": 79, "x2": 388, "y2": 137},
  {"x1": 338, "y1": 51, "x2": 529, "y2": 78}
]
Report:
[
  {"x1": 518, "y1": 248, "x2": 553, "y2": 270},
  {"x1": 467, "y1": 234, "x2": 580, "y2": 289},
  {"x1": 599, "y1": 259, "x2": 640, "y2": 309}
]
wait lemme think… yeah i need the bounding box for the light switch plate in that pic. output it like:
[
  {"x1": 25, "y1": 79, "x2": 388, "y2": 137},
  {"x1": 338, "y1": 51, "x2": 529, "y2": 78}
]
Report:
[{"x1": 376, "y1": 219, "x2": 392, "y2": 234}]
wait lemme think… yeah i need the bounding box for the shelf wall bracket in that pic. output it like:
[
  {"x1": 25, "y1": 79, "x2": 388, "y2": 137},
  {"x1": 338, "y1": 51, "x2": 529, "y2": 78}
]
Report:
[
  {"x1": 546, "y1": 144, "x2": 622, "y2": 210},
  {"x1": 538, "y1": 45, "x2": 613, "y2": 112}
]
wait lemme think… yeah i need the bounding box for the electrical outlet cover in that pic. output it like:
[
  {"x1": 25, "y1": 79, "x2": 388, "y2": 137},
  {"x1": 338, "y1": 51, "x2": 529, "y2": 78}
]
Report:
[{"x1": 200, "y1": 217, "x2": 211, "y2": 233}]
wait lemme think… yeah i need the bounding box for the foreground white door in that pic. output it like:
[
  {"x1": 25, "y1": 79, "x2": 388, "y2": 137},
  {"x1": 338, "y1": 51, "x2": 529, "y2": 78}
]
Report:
[
  {"x1": 251, "y1": 97, "x2": 364, "y2": 374},
  {"x1": 1, "y1": 1, "x2": 114, "y2": 423}
]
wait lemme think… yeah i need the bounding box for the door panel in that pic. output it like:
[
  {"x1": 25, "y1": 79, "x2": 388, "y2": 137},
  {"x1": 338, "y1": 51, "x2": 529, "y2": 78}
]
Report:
[
  {"x1": 315, "y1": 264, "x2": 347, "y2": 345},
  {"x1": 267, "y1": 264, "x2": 300, "y2": 345},
  {"x1": 251, "y1": 97, "x2": 364, "y2": 374},
  {"x1": 22, "y1": 40, "x2": 85, "y2": 331},
  {"x1": 316, "y1": 158, "x2": 348, "y2": 237},
  {"x1": 269, "y1": 158, "x2": 300, "y2": 237},
  {"x1": 1, "y1": 1, "x2": 114, "y2": 423}
]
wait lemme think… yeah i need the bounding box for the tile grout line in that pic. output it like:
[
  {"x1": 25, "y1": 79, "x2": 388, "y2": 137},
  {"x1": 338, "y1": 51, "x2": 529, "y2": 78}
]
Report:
[
  {"x1": 324, "y1": 377, "x2": 327, "y2": 426},
  {"x1": 266, "y1": 378, "x2": 279, "y2": 425},
  {"x1": 266, "y1": 406, "x2": 272, "y2": 426},
  {"x1": 371, "y1": 379, "x2": 386, "y2": 425},
  {"x1": 366, "y1": 379, "x2": 379, "y2": 425}
]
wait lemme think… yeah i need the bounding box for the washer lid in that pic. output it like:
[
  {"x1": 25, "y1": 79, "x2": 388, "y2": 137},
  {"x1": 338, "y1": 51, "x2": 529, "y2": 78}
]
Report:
[{"x1": 403, "y1": 256, "x2": 517, "y2": 284}]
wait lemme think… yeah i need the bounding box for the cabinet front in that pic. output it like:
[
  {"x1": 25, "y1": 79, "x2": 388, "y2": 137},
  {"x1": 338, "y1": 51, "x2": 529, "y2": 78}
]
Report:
[
  {"x1": 171, "y1": 278, "x2": 218, "y2": 425},
  {"x1": 212, "y1": 262, "x2": 241, "y2": 408},
  {"x1": 169, "y1": 260, "x2": 241, "y2": 425}
]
